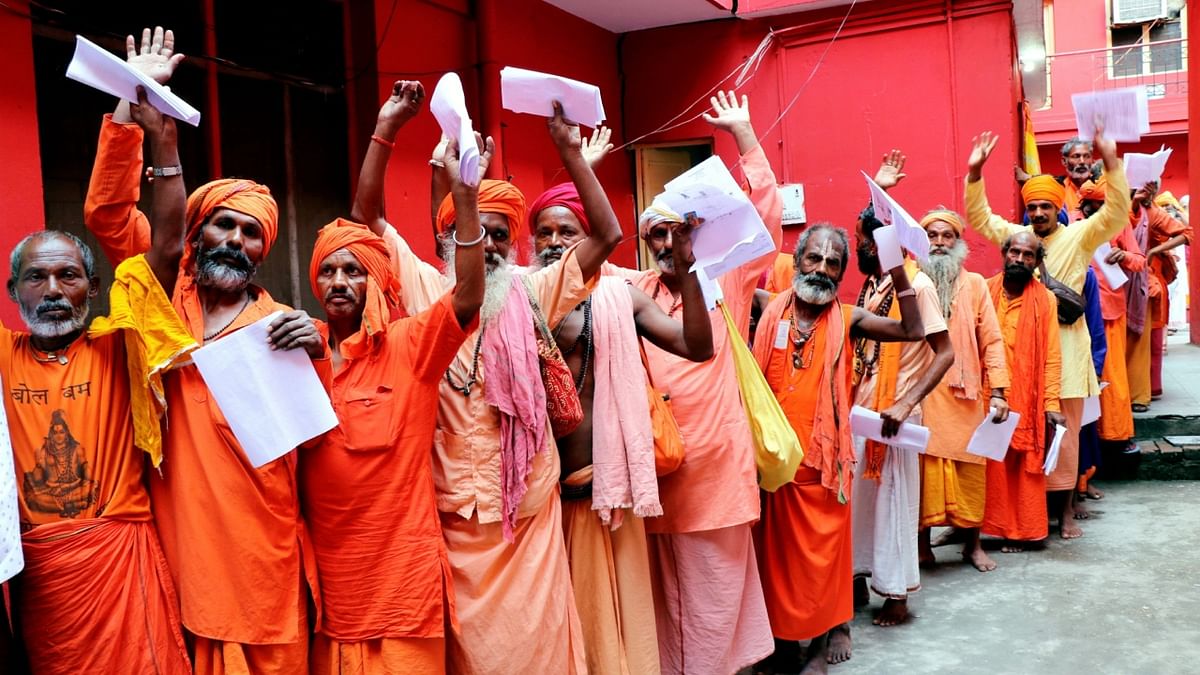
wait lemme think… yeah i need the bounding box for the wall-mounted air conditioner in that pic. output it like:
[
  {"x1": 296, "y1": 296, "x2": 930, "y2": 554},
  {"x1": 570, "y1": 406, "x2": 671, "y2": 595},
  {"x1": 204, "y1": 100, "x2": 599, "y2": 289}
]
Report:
[{"x1": 1112, "y1": 0, "x2": 1168, "y2": 25}]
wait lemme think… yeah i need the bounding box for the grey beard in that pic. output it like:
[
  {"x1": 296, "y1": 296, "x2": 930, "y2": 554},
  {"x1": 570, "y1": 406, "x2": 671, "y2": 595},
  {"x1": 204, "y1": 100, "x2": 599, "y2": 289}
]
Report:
[
  {"x1": 442, "y1": 239, "x2": 517, "y2": 323},
  {"x1": 918, "y1": 239, "x2": 969, "y2": 318},
  {"x1": 792, "y1": 271, "x2": 838, "y2": 306},
  {"x1": 196, "y1": 254, "x2": 257, "y2": 293},
  {"x1": 21, "y1": 299, "x2": 90, "y2": 339}
]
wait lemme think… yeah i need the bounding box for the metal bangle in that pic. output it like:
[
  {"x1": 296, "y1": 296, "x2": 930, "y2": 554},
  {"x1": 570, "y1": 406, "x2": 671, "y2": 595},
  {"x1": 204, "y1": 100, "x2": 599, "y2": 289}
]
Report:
[
  {"x1": 453, "y1": 228, "x2": 487, "y2": 247},
  {"x1": 428, "y1": 159, "x2": 447, "y2": 168},
  {"x1": 896, "y1": 288, "x2": 916, "y2": 298}
]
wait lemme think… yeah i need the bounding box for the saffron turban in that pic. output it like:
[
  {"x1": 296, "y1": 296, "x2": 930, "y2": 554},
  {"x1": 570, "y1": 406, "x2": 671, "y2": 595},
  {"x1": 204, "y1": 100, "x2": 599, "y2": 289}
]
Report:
[
  {"x1": 184, "y1": 178, "x2": 279, "y2": 257},
  {"x1": 309, "y1": 218, "x2": 403, "y2": 357},
  {"x1": 638, "y1": 198, "x2": 683, "y2": 237},
  {"x1": 919, "y1": 209, "x2": 965, "y2": 235},
  {"x1": 528, "y1": 183, "x2": 589, "y2": 234},
  {"x1": 1020, "y1": 175, "x2": 1066, "y2": 211},
  {"x1": 1078, "y1": 176, "x2": 1108, "y2": 203},
  {"x1": 435, "y1": 179, "x2": 527, "y2": 240}
]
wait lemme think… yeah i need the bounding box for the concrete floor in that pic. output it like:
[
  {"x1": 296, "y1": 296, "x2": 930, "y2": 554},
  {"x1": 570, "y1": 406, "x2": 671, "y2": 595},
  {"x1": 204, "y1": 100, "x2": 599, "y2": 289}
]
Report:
[
  {"x1": 841, "y1": 481, "x2": 1200, "y2": 674},
  {"x1": 1132, "y1": 327, "x2": 1200, "y2": 420}
]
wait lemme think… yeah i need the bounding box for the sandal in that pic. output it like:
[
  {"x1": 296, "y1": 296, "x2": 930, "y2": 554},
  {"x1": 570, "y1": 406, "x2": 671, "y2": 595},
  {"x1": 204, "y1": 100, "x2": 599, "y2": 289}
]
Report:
[{"x1": 1132, "y1": 403, "x2": 1150, "y2": 413}]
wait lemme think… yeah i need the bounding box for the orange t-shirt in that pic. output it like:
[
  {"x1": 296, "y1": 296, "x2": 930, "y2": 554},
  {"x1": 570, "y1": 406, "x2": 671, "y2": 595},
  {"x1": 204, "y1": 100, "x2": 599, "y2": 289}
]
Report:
[
  {"x1": 302, "y1": 293, "x2": 472, "y2": 641},
  {"x1": 0, "y1": 329, "x2": 149, "y2": 530}
]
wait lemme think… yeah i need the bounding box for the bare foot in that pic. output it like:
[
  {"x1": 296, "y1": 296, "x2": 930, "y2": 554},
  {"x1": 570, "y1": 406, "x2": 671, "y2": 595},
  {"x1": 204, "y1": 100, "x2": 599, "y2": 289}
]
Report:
[
  {"x1": 852, "y1": 577, "x2": 869, "y2": 609},
  {"x1": 964, "y1": 546, "x2": 998, "y2": 572},
  {"x1": 1060, "y1": 522, "x2": 1084, "y2": 539},
  {"x1": 826, "y1": 624, "x2": 851, "y2": 664},
  {"x1": 800, "y1": 633, "x2": 830, "y2": 674},
  {"x1": 1001, "y1": 539, "x2": 1045, "y2": 553},
  {"x1": 872, "y1": 598, "x2": 909, "y2": 627},
  {"x1": 1086, "y1": 485, "x2": 1105, "y2": 500},
  {"x1": 1073, "y1": 499, "x2": 1091, "y2": 520},
  {"x1": 930, "y1": 527, "x2": 968, "y2": 548},
  {"x1": 918, "y1": 533, "x2": 936, "y2": 569}
]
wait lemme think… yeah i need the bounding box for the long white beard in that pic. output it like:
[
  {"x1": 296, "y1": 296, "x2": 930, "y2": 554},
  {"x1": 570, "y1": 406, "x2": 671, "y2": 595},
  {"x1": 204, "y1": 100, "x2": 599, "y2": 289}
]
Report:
[
  {"x1": 918, "y1": 239, "x2": 969, "y2": 318},
  {"x1": 442, "y1": 239, "x2": 517, "y2": 323}
]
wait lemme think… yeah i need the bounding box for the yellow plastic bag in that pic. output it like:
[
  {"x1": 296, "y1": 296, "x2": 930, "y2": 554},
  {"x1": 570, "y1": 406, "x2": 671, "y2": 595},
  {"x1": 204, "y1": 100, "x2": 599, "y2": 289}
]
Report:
[{"x1": 719, "y1": 301, "x2": 804, "y2": 492}]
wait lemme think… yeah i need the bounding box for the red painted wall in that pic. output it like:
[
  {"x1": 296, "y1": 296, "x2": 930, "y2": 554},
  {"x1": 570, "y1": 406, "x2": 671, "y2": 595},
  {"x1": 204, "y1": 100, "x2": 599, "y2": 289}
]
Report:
[
  {"x1": 0, "y1": 1, "x2": 45, "y2": 328},
  {"x1": 369, "y1": 0, "x2": 637, "y2": 266},
  {"x1": 621, "y1": 0, "x2": 1019, "y2": 298}
]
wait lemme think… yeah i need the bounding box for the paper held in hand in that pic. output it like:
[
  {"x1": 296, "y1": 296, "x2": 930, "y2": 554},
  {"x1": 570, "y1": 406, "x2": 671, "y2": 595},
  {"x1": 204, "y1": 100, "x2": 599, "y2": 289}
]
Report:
[
  {"x1": 65, "y1": 35, "x2": 201, "y2": 126},
  {"x1": 862, "y1": 172, "x2": 930, "y2": 261},
  {"x1": 1071, "y1": 86, "x2": 1149, "y2": 142},
  {"x1": 849, "y1": 405, "x2": 931, "y2": 453},
  {"x1": 430, "y1": 73, "x2": 481, "y2": 187},
  {"x1": 656, "y1": 156, "x2": 775, "y2": 309},
  {"x1": 1092, "y1": 243, "x2": 1128, "y2": 290},
  {"x1": 1123, "y1": 145, "x2": 1173, "y2": 189},
  {"x1": 190, "y1": 313, "x2": 338, "y2": 468},
  {"x1": 873, "y1": 225, "x2": 905, "y2": 273},
  {"x1": 966, "y1": 408, "x2": 1021, "y2": 461},
  {"x1": 1043, "y1": 423, "x2": 1068, "y2": 475},
  {"x1": 500, "y1": 66, "x2": 605, "y2": 128}
]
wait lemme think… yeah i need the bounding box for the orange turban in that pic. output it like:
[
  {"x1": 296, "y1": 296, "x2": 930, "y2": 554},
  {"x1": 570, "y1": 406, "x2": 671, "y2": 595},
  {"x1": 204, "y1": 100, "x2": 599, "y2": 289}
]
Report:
[
  {"x1": 919, "y1": 209, "x2": 964, "y2": 235},
  {"x1": 435, "y1": 179, "x2": 527, "y2": 241},
  {"x1": 1020, "y1": 175, "x2": 1066, "y2": 211},
  {"x1": 1078, "y1": 176, "x2": 1107, "y2": 202},
  {"x1": 182, "y1": 178, "x2": 279, "y2": 271},
  {"x1": 309, "y1": 218, "x2": 403, "y2": 358}
]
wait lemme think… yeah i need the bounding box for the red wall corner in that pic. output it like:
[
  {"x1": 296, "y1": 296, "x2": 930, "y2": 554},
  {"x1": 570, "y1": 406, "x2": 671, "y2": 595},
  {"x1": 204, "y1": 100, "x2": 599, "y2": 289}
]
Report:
[{"x1": 1189, "y1": 4, "x2": 1199, "y2": 344}]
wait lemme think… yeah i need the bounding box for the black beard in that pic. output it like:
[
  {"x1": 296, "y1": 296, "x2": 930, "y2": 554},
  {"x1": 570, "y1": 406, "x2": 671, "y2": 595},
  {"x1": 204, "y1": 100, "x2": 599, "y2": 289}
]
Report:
[
  {"x1": 856, "y1": 247, "x2": 879, "y2": 276},
  {"x1": 1003, "y1": 262, "x2": 1034, "y2": 285}
]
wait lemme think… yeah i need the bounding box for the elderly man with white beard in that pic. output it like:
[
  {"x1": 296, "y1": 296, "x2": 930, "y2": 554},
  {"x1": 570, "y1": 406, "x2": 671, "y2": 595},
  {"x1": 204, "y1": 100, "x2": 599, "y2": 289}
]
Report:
[{"x1": 913, "y1": 210, "x2": 1010, "y2": 573}]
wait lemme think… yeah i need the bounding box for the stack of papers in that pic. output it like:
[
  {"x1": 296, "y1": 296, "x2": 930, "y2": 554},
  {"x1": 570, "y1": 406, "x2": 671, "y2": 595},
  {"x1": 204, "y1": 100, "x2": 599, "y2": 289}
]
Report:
[
  {"x1": 966, "y1": 408, "x2": 1020, "y2": 461},
  {"x1": 430, "y1": 73, "x2": 481, "y2": 187},
  {"x1": 1092, "y1": 243, "x2": 1128, "y2": 290},
  {"x1": 191, "y1": 313, "x2": 339, "y2": 468},
  {"x1": 65, "y1": 35, "x2": 201, "y2": 126},
  {"x1": 1124, "y1": 145, "x2": 1173, "y2": 189},
  {"x1": 500, "y1": 66, "x2": 605, "y2": 128},
  {"x1": 862, "y1": 172, "x2": 930, "y2": 261},
  {"x1": 1072, "y1": 86, "x2": 1149, "y2": 142},
  {"x1": 1043, "y1": 424, "x2": 1068, "y2": 475},
  {"x1": 849, "y1": 405, "x2": 930, "y2": 453}
]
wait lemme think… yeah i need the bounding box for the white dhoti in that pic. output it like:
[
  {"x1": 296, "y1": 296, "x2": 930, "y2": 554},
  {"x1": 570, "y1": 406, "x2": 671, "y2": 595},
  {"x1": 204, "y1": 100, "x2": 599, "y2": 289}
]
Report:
[{"x1": 851, "y1": 413, "x2": 922, "y2": 599}]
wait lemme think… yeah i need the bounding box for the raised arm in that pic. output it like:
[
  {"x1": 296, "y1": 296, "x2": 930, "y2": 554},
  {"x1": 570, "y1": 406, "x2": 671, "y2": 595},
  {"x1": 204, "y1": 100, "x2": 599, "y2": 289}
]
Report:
[
  {"x1": 580, "y1": 125, "x2": 613, "y2": 170},
  {"x1": 1075, "y1": 123, "x2": 1132, "y2": 251},
  {"x1": 349, "y1": 80, "x2": 425, "y2": 238},
  {"x1": 631, "y1": 215, "x2": 713, "y2": 361},
  {"x1": 963, "y1": 131, "x2": 1023, "y2": 247},
  {"x1": 849, "y1": 266, "x2": 925, "y2": 342},
  {"x1": 439, "y1": 134, "x2": 493, "y2": 327},
  {"x1": 547, "y1": 102, "x2": 621, "y2": 281},
  {"x1": 128, "y1": 88, "x2": 186, "y2": 295}
]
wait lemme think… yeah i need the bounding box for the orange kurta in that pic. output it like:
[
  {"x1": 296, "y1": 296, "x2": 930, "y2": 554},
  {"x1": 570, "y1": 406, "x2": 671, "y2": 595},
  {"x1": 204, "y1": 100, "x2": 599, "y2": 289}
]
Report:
[
  {"x1": 84, "y1": 114, "x2": 324, "y2": 671},
  {"x1": 755, "y1": 304, "x2": 855, "y2": 640},
  {"x1": 983, "y1": 285, "x2": 1061, "y2": 541},
  {"x1": 1095, "y1": 227, "x2": 1143, "y2": 440},
  {"x1": 2, "y1": 326, "x2": 189, "y2": 674}
]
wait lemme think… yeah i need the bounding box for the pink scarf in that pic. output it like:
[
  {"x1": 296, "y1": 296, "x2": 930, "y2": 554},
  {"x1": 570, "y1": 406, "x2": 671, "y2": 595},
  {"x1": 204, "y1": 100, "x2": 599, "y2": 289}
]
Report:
[
  {"x1": 946, "y1": 274, "x2": 983, "y2": 400},
  {"x1": 1126, "y1": 211, "x2": 1150, "y2": 335},
  {"x1": 483, "y1": 277, "x2": 548, "y2": 542},
  {"x1": 589, "y1": 278, "x2": 662, "y2": 527}
]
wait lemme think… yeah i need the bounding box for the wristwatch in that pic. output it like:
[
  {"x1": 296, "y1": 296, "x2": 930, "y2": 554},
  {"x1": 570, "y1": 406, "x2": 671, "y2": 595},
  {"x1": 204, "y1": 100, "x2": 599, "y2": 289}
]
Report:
[{"x1": 150, "y1": 165, "x2": 182, "y2": 177}]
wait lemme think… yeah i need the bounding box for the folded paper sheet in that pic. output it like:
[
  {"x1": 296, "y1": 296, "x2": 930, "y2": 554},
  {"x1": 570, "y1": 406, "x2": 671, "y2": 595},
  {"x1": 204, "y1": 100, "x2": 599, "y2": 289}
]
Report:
[
  {"x1": 1092, "y1": 243, "x2": 1128, "y2": 290},
  {"x1": 1123, "y1": 146, "x2": 1173, "y2": 189},
  {"x1": 0, "y1": 373, "x2": 23, "y2": 584},
  {"x1": 1072, "y1": 87, "x2": 1149, "y2": 142},
  {"x1": 191, "y1": 313, "x2": 338, "y2": 468},
  {"x1": 966, "y1": 408, "x2": 1021, "y2": 461},
  {"x1": 500, "y1": 66, "x2": 605, "y2": 128},
  {"x1": 430, "y1": 73, "x2": 481, "y2": 187},
  {"x1": 849, "y1": 405, "x2": 930, "y2": 453},
  {"x1": 873, "y1": 225, "x2": 905, "y2": 273},
  {"x1": 1043, "y1": 423, "x2": 1067, "y2": 475},
  {"x1": 66, "y1": 35, "x2": 201, "y2": 126},
  {"x1": 863, "y1": 172, "x2": 930, "y2": 261}
]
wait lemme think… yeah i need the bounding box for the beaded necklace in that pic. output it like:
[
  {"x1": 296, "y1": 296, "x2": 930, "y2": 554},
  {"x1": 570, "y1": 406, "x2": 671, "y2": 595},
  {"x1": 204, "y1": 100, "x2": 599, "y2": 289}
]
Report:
[{"x1": 852, "y1": 276, "x2": 895, "y2": 384}]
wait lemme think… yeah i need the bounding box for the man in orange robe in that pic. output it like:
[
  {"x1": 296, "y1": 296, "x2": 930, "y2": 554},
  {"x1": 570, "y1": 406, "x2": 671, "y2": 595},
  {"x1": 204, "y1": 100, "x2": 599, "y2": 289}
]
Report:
[
  {"x1": 984, "y1": 232, "x2": 1064, "y2": 550},
  {"x1": 914, "y1": 210, "x2": 1010, "y2": 573},
  {"x1": 752, "y1": 224, "x2": 927, "y2": 673},
  {"x1": 3, "y1": 70, "x2": 192, "y2": 674},
  {"x1": 82, "y1": 33, "x2": 330, "y2": 672},
  {"x1": 302, "y1": 137, "x2": 488, "y2": 672},
  {"x1": 351, "y1": 91, "x2": 621, "y2": 673}
]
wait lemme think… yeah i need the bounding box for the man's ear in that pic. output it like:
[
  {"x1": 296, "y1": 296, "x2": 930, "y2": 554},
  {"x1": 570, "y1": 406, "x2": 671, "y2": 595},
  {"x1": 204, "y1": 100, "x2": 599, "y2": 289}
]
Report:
[{"x1": 87, "y1": 276, "x2": 100, "y2": 299}]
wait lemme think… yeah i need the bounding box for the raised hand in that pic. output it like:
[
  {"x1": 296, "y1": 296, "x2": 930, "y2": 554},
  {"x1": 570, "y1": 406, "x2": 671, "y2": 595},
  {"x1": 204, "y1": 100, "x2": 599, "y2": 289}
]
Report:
[
  {"x1": 126, "y1": 26, "x2": 185, "y2": 85},
  {"x1": 129, "y1": 86, "x2": 175, "y2": 143},
  {"x1": 376, "y1": 80, "x2": 425, "y2": 139},
  {"x1": 967, "y1": 131, "x2": 999, "y2": 181},
  {"x1": 1014, "y1": 165, "x2": 1032, "y2": 183},
  {"x1": 547, "y1": 101, "x2": 582, "y2": 157},
  {"x1": 670, "y1": 213, "x2": 703, "y2": 264},
  {"x1": 703, "y1": 90, "x2": 751, "y2": 131},
  {"x1": 873, "y1": 149, "x2": 908, "y2": 190},
  {"x1": 437, "y1": 133, "x2": 495, "y2": 192},
  {"x1": 580, "y1": 125, "x2": 613, "y2": 169}
]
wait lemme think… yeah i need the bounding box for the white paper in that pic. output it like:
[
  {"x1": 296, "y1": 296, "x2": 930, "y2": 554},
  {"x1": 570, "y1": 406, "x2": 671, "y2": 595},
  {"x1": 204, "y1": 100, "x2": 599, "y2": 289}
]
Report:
[
  {"x1": 500, "y1": 66, "x2": 605, "y2": 128},
  {"x1": 780, "y1": 183, "x2": 807, "y2": 225},
  {"x1": 873, "y1": 225, "x2": 904, "y2": 272},
  {"x1": 773, "y1": 320, "x2": 790, "y2": 350},
  {"x1": 849, "y1": 405, "x2": 930, "y2": 453},
  {"x1": 862, "y1": 172, "x2": 930, "y2": 261},
  {"x1": 1043, "y1": 423, "x2": 1067, "y2": 475},
  {"x1": 1123, "y1": 146, "x2": 1173, "y2": 189},
  {"x1": 0, "y1": 373, "x2": 24, "y2": 584},
  {"x1": 65, "y1": 35, "x2": 201, "y2": 126},
  {"x1": 1092, "y1": 243, "x2": 1128, "y2": 289},
  {"x1": 190, "y1": 313, "x2": 338, "y2": 468},
  {"x1": 966, "y1": 408, "x2": 1021, "y2": 461},
  {"x1": 659, "y1": 157, "x2": 777, "y2": 285},
  {"x1": 1072, "y1": 87, "x2": 1150, "y2": 142},
  {"x1": 1081, "y1": 394, "x2": 1102, "y2": 426},
  {"x1": 696, "y1": 265, "x2": 723, "y2": 311},
  {"x1": 430, "y1": 73, "x2": 481, "y2": 187}
]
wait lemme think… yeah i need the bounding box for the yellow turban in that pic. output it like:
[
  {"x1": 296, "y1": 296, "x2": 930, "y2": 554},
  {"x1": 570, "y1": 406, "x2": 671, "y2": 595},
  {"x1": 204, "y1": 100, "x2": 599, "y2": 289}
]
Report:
[
  {"x1": 1020, "y1": 175, "x2": 1066, "y2": 211},
  {"x1": 919, "y1": 209, "x2": 964, "y2": 235}
]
